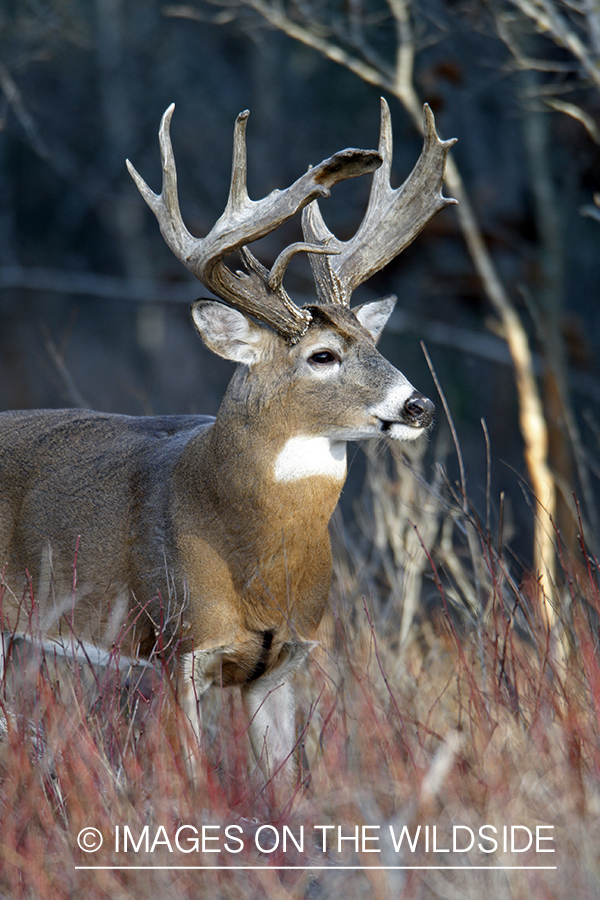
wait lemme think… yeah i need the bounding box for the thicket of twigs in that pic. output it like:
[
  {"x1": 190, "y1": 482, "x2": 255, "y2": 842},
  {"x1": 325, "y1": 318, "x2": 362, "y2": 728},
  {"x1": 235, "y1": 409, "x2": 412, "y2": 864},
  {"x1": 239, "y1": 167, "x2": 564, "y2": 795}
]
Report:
[{"x1": 1, "y1": 428, "x2": 600, "y2": 899}]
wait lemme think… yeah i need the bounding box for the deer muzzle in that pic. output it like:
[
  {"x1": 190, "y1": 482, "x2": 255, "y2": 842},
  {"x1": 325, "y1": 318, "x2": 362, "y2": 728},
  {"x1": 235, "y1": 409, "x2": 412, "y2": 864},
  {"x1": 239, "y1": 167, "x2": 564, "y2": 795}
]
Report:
[{"x1": 403, "y1": 393, "x2": 435, "y2": 429}]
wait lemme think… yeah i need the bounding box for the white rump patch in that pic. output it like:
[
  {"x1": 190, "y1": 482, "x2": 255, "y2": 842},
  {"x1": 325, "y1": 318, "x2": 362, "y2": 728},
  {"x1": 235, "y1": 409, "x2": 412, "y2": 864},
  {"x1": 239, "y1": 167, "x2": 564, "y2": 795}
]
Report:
[{"x1": 273, "y1": 435, "x2": 347, "y2": 483}]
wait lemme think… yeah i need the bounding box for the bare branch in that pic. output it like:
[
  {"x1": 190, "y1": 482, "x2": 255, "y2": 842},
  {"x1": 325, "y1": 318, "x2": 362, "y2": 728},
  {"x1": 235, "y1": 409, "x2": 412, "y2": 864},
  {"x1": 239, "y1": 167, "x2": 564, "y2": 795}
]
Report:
[
  {"x1": 545, "y1": 97, "x2": 600, "y2": 142},
  {"x1": 0, "y1": 62, "x2": 50, "y2": 159},
  {"x1": 505, "y1": 0, "x2": 600, "y2": 89}
]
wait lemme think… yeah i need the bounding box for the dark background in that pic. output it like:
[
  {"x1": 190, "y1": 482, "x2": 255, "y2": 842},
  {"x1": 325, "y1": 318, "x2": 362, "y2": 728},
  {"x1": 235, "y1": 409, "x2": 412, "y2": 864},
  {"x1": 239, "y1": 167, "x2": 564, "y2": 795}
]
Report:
[{"x1": 1, "y1": 0, "x2": 599, "y2": 560}]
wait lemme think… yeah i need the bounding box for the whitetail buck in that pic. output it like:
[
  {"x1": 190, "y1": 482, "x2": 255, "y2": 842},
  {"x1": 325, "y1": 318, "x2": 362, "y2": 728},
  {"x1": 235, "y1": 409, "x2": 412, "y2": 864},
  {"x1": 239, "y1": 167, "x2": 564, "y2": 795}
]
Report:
[{"x1": 0, "y1": 99, "x2": 455, "y2": 799}]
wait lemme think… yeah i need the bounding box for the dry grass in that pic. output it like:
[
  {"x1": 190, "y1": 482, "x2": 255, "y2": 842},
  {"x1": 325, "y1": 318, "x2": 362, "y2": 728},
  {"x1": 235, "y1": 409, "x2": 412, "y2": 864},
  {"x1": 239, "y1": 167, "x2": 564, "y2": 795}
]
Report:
[{"x1": 1, "y1": 443, "x2": 600, "y2": 899}]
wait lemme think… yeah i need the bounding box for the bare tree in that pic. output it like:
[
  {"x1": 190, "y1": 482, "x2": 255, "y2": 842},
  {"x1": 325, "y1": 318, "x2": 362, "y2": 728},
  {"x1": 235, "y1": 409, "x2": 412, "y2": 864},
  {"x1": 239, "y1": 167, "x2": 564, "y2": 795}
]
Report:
[{"x1": 484, "y1": 0, "x2": 600, "y2": 546}]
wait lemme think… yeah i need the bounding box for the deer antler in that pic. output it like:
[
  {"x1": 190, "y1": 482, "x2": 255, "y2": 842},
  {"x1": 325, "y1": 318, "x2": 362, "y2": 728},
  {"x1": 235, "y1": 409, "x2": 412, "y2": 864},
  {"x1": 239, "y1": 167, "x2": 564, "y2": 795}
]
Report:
[
  {"x1": 301, "y1": 99, "x2": 457, "y2": 307},
  {"x1": 127, "y1": 105, "x2": 382, "y2": 342}
]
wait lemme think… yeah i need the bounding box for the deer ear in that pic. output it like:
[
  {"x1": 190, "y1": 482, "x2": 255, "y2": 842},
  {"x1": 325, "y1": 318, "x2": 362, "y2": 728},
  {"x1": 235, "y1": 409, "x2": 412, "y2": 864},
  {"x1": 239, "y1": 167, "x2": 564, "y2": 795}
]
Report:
[
  {"x1": 353, "y1": 295, "x2": 397, "y2": 344},
  {"x1": 191, "y1": 300, "x2": 270, "y2": 365}
]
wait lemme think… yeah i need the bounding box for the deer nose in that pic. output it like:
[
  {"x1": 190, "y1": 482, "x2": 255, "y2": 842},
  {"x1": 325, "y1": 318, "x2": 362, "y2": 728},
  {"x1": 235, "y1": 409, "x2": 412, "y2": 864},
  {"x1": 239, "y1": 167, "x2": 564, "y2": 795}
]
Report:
[{"x1": 403, "y1": 393, "x2": 435, "y2": 428}]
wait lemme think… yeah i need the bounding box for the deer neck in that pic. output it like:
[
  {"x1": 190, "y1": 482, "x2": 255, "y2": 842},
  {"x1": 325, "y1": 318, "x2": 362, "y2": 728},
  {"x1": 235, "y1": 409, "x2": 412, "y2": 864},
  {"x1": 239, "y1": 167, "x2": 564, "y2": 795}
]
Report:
[
  {"x1": 200, "y1": 402, "x2": 347, "y2": 516},
  {"x1": 176, "y1": 394, "x2": 347, "y2": 637},
  {"x1": 178, "y1": 387, "x2": 347, "y2": 553}
]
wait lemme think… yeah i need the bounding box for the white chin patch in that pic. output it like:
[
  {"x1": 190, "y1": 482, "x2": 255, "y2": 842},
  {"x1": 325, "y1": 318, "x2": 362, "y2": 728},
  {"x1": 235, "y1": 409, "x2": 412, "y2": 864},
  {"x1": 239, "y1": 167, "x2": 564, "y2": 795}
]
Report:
[
  {"x1": 386, "y1": 422, "x2": 424, "y2": 441},
  {"x1": 274, "y1": 436, "x2": 347, "y2": 483}
]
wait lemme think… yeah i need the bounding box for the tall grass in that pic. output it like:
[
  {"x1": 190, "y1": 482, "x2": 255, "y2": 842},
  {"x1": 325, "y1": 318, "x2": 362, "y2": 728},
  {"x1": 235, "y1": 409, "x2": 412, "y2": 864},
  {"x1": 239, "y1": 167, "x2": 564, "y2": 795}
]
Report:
[{"x1": 1, "y1": 439, "x2": 599, "y2": 899}]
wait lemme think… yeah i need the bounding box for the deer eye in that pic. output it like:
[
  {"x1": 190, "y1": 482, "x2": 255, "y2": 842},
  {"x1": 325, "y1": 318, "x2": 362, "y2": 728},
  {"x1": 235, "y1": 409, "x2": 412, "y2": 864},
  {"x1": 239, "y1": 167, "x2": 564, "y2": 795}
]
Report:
[{"x1": 309, "y1": 350, "x2": 340, "y2": 366}]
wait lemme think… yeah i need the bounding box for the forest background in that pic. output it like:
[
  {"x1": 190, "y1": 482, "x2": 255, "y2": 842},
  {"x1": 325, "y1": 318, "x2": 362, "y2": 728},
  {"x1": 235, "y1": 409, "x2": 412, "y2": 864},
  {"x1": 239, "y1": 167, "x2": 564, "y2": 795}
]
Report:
[{"x1": 1, "y1": 0, "x2": 600, "y2": 898}]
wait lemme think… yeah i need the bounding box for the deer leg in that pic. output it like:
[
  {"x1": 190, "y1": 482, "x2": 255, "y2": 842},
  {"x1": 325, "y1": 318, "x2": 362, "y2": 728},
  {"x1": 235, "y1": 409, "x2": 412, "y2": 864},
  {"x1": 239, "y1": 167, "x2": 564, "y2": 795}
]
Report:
[
  {"x1": 241, "y1": 669, "x2": 299, "y2": 800},
  {"x1": 166, "y1": 650, "x2": 213, "y2": 781}
]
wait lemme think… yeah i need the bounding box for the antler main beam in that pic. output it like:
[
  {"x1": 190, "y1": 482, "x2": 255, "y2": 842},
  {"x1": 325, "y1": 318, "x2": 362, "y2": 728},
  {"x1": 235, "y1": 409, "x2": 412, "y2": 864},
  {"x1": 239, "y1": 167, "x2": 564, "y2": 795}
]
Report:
[
  {"x1": 127, "y1": 104, "x2": 382, "y2": 341},
  {"x1": 301, "y1": 99, "x2": 457, "y2": 307}
]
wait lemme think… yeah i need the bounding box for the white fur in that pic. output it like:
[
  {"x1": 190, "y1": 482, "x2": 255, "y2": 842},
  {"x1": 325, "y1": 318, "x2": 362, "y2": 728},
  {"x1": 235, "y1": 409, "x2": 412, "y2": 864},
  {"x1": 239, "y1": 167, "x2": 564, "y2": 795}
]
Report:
[
  {"x1": 181, "y1": 647, "x2": 224, "y2": 701},
  {"x1": 178, "y1": 647, "x2": 229, "y2": 766},
  {"x1": 243, "y1": 675, "x2": 296, "y2": 778},
  {"x1": 241, "y1": 639, "x2": 313, "y2": 781},
  {"x1": 273, "y1": 435, "x2": 347, "y2": 483},
  {"x1": 0, "y1": 630, "x2": 137, "y2": 671},
  {"x1": 354, "y1": 295, "x2": 397, "y2": 342},
  {"x1": 191, "y1": 302, "x2": 267, "y2": 365},
  {"x1": 370, "y1": 380, "x2": 417, "y2": 417},
  {"x1": 385, "y1": 422, "x2": 424, "y2": 441},
  {"x1": 369, "y1": 381, "x2": 425, "y2": 440}
]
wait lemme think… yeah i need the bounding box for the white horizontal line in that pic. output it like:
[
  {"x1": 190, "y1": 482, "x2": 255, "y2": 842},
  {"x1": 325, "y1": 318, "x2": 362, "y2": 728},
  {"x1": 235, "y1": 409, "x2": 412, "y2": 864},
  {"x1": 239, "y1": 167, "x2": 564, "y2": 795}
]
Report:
[{"x1": 75, "y1": 865, "x2": 558, "y2": 871}]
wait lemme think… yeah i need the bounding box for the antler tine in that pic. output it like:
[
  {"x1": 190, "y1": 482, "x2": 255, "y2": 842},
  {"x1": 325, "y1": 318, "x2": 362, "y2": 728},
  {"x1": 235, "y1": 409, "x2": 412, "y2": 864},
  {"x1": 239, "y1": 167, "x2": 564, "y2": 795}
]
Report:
[
  {"x1": 128, "y1": 105, "x2": 383, "y2": 342},
  {"x1": 302, "y1": 99, "x2": 458, "y2": 308},
  {"x1": 126, "y1": 104, "x2": 197, "y2": 270},
  {"x1": 225, "y1": 109, "x2": 251, "y2": 215}
]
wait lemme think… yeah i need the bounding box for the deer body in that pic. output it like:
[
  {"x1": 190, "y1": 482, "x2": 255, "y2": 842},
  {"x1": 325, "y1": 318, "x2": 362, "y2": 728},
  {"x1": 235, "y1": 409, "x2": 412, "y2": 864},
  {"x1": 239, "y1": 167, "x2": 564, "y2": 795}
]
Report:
[{"x1": 0, "y1": 100, "x2": 455, "y2": 800}]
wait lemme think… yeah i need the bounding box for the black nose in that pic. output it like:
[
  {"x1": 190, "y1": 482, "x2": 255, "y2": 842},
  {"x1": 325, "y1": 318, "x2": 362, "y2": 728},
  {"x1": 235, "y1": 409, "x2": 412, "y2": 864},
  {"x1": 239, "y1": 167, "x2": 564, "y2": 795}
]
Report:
[{"x1": 403, "y1": 393, "x2": 435, "y2": 428}]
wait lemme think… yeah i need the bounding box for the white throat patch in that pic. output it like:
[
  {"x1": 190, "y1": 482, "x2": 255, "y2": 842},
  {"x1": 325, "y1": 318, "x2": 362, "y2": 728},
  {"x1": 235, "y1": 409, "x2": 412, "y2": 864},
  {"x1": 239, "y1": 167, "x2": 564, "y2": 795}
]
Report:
[{"x1": 273, "y1": 435, "x2": 347, "y2": 483}]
